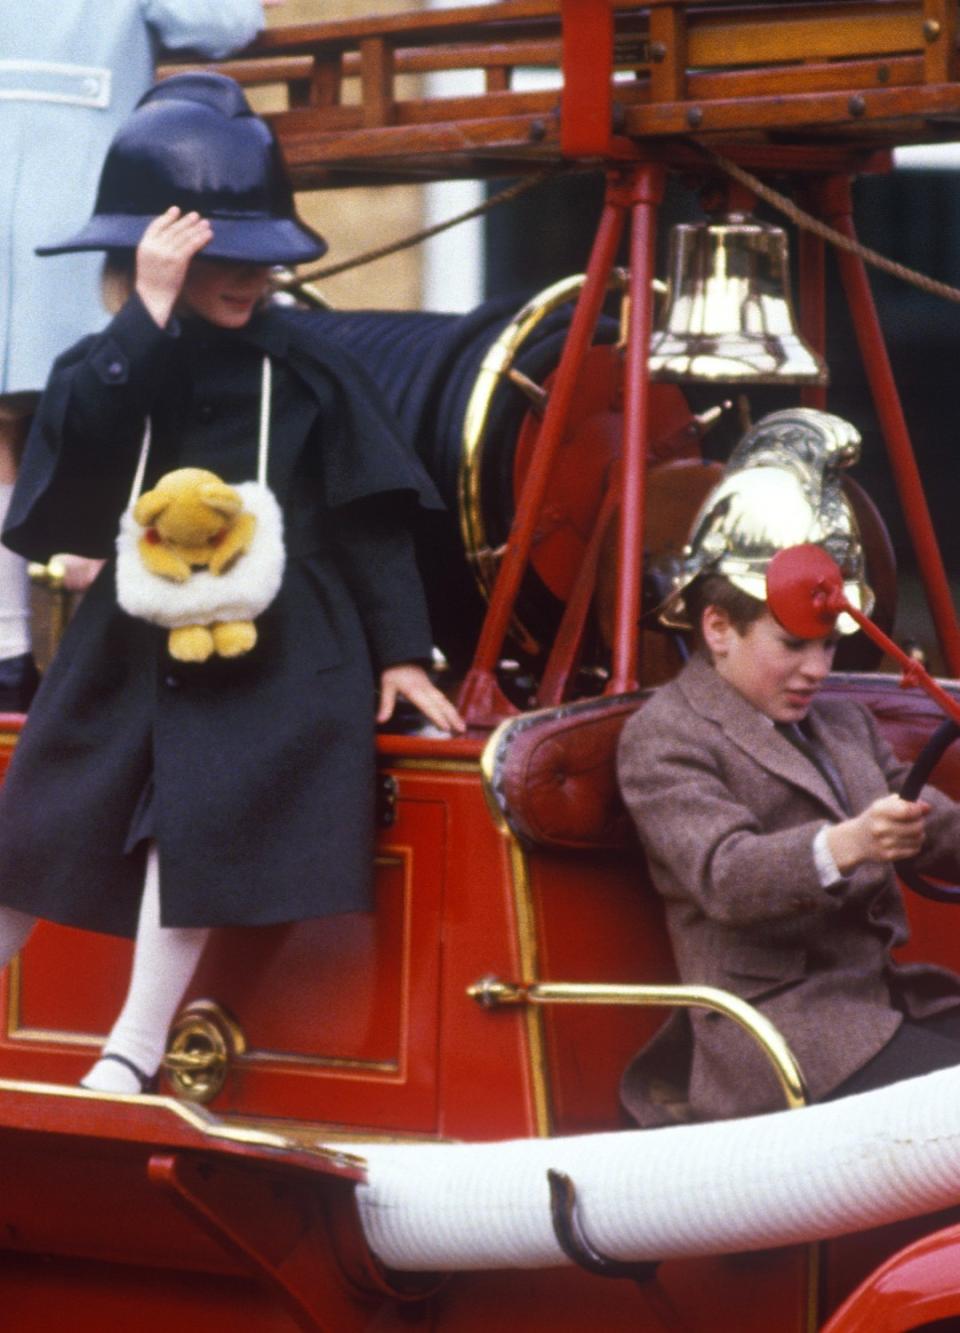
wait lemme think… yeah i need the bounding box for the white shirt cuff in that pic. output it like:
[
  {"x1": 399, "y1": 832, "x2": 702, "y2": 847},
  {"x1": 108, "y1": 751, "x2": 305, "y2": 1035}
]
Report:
[{"x1": 813, "y1": 824, "x2": 844, "y2": 887}]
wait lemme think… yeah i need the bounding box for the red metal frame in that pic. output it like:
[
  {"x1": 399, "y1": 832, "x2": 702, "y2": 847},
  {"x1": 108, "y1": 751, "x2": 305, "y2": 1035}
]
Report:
[
  {"x1": 815, "y1": 174, "x2": 960, "y2": 676},
  {"x1": 459, "y1": 152, "x2": 960, "y2": 720},
  {"x1": 6, "y1": 4, "x2": 960, "y2": 1329},
  {"x1": 607, "y1": 162, "x2": 665, "y2": 694},
  {"x1": 456, "y1": 171, "x2": 631, "y2": 724}
]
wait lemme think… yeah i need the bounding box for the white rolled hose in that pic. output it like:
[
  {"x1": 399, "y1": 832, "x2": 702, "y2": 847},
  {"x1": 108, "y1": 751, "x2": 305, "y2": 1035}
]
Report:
[{"x1": 332, "y1": 1065, "x2": 960, "y2": 1271}]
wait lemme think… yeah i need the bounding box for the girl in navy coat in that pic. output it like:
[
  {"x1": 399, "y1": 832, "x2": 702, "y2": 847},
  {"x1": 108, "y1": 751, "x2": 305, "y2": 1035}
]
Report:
[{"x1": 0, "y1": 74, "x2": 463, "y2": 1095}]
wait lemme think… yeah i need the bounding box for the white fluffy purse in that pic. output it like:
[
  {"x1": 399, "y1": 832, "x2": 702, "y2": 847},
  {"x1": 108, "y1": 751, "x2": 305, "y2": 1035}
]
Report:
[{"x1": 115, "y1": 357, "x2": 286, "y2": 663}]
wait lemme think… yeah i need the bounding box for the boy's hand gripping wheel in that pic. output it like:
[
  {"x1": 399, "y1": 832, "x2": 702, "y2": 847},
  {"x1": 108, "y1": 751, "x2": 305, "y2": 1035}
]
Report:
[{"x1": 766, "y1": 543, "x2": 960, "y2": 904}]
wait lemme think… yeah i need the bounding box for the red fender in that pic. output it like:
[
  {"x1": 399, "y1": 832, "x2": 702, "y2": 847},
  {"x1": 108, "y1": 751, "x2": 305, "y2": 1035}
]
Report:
[{"x1": 822, "y1": 1221, "x2": 960, "y2": 1333}]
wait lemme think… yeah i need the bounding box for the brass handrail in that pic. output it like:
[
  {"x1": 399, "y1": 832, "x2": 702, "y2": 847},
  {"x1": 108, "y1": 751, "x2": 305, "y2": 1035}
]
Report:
[{"x1": 468, "y1": 975, "x2": 808, "y2": 1111}]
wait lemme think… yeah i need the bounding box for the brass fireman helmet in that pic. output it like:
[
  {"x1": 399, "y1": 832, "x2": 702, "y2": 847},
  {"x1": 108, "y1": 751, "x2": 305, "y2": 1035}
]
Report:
[{"x1": 659, "y1": 407, "x2": 874, "y2": 635}]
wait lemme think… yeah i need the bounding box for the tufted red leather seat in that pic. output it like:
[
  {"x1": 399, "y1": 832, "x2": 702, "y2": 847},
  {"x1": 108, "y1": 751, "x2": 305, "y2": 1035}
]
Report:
[{"x1": 485, "y1": 672, "x2": 960, "y2": 852}]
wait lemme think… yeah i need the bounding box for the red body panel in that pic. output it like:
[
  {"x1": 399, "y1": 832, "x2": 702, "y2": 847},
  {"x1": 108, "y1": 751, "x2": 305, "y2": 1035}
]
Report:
[
  {"x1": 1, "y1": 701, "x2": 959, "y2": 1331},
  {"x1": 5, "y1": 3, "x2": 960, "y2": 1327}
]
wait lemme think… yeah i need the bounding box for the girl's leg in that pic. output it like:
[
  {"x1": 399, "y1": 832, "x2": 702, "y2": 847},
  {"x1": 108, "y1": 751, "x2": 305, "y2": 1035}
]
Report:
[
  {"x1": 82, "y1": 844, "x2": 210, "y2": 1094},
  {"x1": 0, "y1": 904, "x2": 36, "y2": 970}
]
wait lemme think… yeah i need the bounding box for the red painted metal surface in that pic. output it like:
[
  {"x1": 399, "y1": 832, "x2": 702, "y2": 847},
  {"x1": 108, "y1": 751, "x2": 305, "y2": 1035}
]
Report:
[
  {"x1": 815, "y1": 173, "x2": 960, "y2": 677},
  {"x1": 560, "y1": 0, "x2": 615, "y2": 158},
  {"x1": 457, "y1": 173, "x2": 629, "y2": 725},
  {"x1": 607, "y1": 161, "x2": 665, "y2": 695},
  {"x1": 823, "y1": 1222, "x2": 960, "y2": 1333},
  {"x1": 3, "y1": 687, "x2": 960, "y2": 1327},
  {"x1": 0, "y1": 734, "x2": 547, "y2": 1142}
]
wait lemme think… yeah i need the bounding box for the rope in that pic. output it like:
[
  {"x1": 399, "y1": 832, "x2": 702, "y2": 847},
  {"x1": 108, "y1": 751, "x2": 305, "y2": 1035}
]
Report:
[
  {"x1": 287, "y1": 168, "x2": 564, "y2": 284},
  {"x1": 703, "y1": 146, "x2": 960, "y2": 306},
  {"x1": 257, "y1": 355, "x2": 272, "y2": 486}
]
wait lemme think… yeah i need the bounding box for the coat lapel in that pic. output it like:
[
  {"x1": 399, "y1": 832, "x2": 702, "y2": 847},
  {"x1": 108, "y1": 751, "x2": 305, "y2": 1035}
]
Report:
[
  {"x1": 803, "y1": 706, "x2": 877, "y2": 816},
  {"x1": 677, "y1": 654, "x2": 848, "y2": 818}
]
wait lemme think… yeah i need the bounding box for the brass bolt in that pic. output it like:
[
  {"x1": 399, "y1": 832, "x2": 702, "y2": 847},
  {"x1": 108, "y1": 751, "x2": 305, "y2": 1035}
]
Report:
[{"x1": 924, "y1": 18, "x2": 942, "y2": 42}]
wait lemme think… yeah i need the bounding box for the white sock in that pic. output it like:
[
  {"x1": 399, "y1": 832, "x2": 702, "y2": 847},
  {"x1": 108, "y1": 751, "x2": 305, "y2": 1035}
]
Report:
[
  {"x1": 0, "y1": 904, "x2": 35, "y2": 969},
  {"x1": 82, "y1": 845, "x2": 210, "y2": 1094}
]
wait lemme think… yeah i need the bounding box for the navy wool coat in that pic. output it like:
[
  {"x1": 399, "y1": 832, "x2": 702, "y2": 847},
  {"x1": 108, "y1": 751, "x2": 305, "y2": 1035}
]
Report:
[{"x1": 0, "y1": 296, "x2": 440, "y2": 936}]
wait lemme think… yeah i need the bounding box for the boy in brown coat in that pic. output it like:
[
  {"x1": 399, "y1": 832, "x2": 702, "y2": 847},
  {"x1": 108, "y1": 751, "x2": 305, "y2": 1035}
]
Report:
[{"x1": 617, "y1": 408, "x2": 960, "y2": 1126}]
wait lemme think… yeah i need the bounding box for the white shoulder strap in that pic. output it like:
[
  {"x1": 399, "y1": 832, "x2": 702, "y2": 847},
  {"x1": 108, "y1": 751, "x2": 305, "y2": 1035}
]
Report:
[{"x1": 127, "y1": 354, "x2": 272, "y2": 506}]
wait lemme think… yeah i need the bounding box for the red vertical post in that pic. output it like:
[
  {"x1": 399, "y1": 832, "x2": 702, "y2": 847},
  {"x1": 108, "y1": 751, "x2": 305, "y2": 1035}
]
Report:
[
  {"x1": 817, "y1": 175, "x2": 960, "y2": 676},
  {"x1": 537, "y1": 473, "x2": 621, "y2": 706},
  {"x1": 457, "y1": 177, "x2": 631, "y2": 726},
  {"x1": 606, "y1": 162, "x2": 666, "y2": 695},
  {"x1": 560, "y1": 0, "x2": 614, "y2": 157}
]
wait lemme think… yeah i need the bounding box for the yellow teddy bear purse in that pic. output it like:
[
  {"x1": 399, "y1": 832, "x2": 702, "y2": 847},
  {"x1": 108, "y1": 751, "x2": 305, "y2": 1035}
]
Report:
[{"x1": 115, "y1": 358, "x2": 285, "y2": 662}]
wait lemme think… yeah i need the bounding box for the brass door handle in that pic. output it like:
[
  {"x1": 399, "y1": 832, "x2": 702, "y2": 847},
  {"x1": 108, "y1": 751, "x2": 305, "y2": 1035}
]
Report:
[{"x1": 162, "y1": 998, "x2": 247, "y2": 1104}]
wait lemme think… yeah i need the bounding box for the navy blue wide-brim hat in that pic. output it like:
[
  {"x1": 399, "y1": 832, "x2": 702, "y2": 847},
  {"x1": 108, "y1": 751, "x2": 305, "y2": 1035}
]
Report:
[{"x1": 37, "y1": 72, "x2": 326, "y2": 266}]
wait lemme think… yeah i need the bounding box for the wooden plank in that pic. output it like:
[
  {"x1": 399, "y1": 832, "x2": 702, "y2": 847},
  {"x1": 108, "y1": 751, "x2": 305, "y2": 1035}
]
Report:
[
  {"x1": 247, "y1": 0, "x2": 929, "y2": 63},
  {"x1": 686, "y1": 3, "x2": 925, "y2": 69},
  {"x1": 275, "y1": 135, "x2": 891, "y2": 192},
  {"x1": 273, "y1": 110, "x2": 561, "y2": 169},
  {"x1": 649, "y1": 5, "x2": 688, "y2": 104},
  {"x1": 307, "y1": 58, "x2": 343, "y2": 110},
  {"x1": 359, "y1": 36, "x2": 395, "y2": 128},
  {"x1": 262, "y1": 55, "x2": 942, "y2": 137},
  {"x1": 623, "y1": 77, "x2": 960, "y2": 136},
  {"x1": 923, "y1": 0, "x2": 957, "y2": 83},
  {"x1": 486, "y1": 66, "x2": 513, "y2": 93},
  {"x1": 252, "y1": 2, "x2": 571, "y2": 55},
  {"x1": 686, "y1": 52, "x2": 926, "y2": 100},
  {"x1": 174, "y1": 42, "x2": 567, "y2": 93},
  {"x1": 273, "y1": 86, "x2": 560, "y2": 134},
  {"x1": 162, "y1": 1, "x2": 960, "y2": 185}
]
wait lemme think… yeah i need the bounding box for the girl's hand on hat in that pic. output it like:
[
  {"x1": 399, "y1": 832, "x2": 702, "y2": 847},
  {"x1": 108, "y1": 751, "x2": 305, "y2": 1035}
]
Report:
[
  {"x1": 377, "y1": 664, "x2": 467, "y2": 735},
  {"x1": 136, "y1": 208, "x2": 214, "y2": 329}
]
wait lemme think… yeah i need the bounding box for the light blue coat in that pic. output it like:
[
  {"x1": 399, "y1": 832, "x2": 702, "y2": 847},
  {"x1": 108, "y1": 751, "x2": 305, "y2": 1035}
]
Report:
[{"x1": 0, "y1": 0, "x2": 264, "y2": 394}]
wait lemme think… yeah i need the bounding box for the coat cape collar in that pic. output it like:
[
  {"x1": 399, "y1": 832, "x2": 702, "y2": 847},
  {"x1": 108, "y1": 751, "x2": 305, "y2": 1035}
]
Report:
[{"x1": 252, "y1": 304, "x2": 444, "y2": 512}]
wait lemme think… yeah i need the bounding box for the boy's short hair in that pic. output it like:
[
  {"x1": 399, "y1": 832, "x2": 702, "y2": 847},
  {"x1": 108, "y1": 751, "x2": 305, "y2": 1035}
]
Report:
[{"x1": 685, "y1": 573, "x2": 766, "y2": 649}]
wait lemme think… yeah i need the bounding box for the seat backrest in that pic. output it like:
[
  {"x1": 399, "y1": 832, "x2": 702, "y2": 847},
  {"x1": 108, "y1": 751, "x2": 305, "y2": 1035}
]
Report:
[
  {"x1": 484, "y1": 691, "x2": 647, "y2": 850},
  {"x1": 484, "y1": 672, "x2": 960, "y2": 852}
]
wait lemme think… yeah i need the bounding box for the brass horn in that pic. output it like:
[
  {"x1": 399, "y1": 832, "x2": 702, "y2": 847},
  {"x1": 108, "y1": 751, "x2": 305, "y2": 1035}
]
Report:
[{"x1": 648, "y1": 216, "x2": 828, "y2": 384}]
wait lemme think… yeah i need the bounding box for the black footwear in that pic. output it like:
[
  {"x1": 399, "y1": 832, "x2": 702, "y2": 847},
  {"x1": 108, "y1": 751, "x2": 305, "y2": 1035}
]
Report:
[
  {"x1": 0, "y1": 653, "x2": 39, "y2": 712},
  {"x1": 79, "y1": 1051, "x2": 157, "y2": 1094}
]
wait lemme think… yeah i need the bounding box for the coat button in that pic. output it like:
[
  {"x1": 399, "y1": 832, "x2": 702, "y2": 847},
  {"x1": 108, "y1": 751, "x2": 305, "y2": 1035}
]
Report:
[
  {"x1": 106, "y1": 360, "x2": 124, "y2": 379},
  {"x1": 196, "y1": 402, "x2": 215, "y2": 423},
  {"x1": 164, "y1": 673, "x2": 181, "y2": 689}
]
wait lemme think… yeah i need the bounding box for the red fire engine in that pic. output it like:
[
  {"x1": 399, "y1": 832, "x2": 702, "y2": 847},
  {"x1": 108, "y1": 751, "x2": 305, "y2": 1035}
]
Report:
[{"x1": 5, "y1": 4, "x2": 960, "y2": 1329}]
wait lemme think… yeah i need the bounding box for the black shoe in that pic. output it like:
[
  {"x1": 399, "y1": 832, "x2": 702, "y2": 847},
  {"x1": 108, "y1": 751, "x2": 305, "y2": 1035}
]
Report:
[
  {"x1": 79, "y1": 1051, "x2": 157, "y2": 1094},
  {"x1": 0, "y1": 653, "x2": 39, "y2": 712}
]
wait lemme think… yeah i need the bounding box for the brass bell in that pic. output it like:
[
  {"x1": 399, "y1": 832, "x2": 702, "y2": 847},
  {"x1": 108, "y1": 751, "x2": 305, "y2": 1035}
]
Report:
[{"x1": 648, "y1": 216, "x2": 828, "y2": 384}]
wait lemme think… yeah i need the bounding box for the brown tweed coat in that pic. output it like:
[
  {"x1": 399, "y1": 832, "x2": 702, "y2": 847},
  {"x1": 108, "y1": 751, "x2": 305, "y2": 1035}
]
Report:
[{"x1": 617, "y1": 652, "x2": 960, "y2": 1126}]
